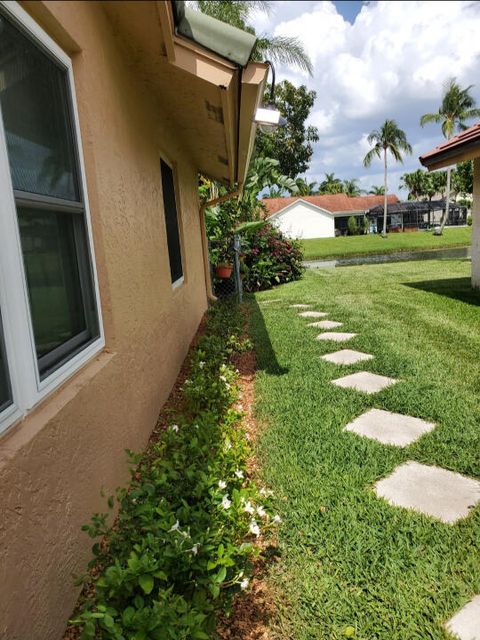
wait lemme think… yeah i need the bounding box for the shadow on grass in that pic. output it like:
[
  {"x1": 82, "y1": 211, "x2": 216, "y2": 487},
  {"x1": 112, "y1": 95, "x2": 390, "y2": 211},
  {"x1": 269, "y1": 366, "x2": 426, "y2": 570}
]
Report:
[
  {"x1": 248, "y1": 296, "x2": 289, "y2": 376},
  {"x1": 404, "y1": 277, "x2": 480, "y2": 306}
]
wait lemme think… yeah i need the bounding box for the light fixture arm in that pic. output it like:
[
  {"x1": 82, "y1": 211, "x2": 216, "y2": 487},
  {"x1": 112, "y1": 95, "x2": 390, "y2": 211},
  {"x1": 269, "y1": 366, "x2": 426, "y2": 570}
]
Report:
[{"x1": 264, "y1": 60, "x2": 276, "y2": 104}]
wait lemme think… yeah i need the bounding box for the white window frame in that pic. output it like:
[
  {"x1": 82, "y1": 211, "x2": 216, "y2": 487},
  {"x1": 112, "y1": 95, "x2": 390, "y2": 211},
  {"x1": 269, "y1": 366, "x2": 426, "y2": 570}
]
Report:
[{"x1": 0, "y1": 1, "x2": 104, "y2": 435}]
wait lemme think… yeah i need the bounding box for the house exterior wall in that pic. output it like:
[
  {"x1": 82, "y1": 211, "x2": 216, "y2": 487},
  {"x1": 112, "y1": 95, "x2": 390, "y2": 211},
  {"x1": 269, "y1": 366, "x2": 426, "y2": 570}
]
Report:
[
  {"x1": 0, "y1": 3, "x2": 208, "y2": 639},
  {"x1": 472, "y1": 158, "x2": 480, "y2": 289},
  {"x1": 272, "y1": 201, "x2": 335, "y2": 239}
]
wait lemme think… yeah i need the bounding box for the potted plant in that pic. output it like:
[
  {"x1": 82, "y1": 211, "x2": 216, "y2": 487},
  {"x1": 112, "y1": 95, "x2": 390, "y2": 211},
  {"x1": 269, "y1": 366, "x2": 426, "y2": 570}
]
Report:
[{"x1": 214, "y1": 241, "x2": 233, "y2": 279}]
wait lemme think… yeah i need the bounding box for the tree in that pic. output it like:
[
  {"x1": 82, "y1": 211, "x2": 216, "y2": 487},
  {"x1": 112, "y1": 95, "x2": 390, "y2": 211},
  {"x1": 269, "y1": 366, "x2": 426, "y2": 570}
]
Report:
[
  {"x1": 363, "y1": 120, "x2": 412, "y2": 237},
  {"x1": 399, "y1": 169, "x2": 427, "y2": 200},
  {"x1": 454, "y1": 160, "x2": 474, "y2": 198},
  {"x1": 343, "y1": 178, "x2": 364, "y2": 197},
  {"x1": 255, "y1": 81, "x2": 319, "y2": 178},
  {"x1": 424, "y1": 171, "x2": 447, "y2": 201},
  {"x1": 368, "y1": 185, "x2": 385, "y2": 195},
  {"x1": 420, "y1": 78, "x2": 480, "y2": 233},
  {"x1": 294, "y1": 177, "x2": 318, "y2": 196},
  {"x1": 318, "y1": 172, "x2": 344, "y2": 194},
  {"x1": 194, "y1": 1, "x2": 313, "y2": 74}
]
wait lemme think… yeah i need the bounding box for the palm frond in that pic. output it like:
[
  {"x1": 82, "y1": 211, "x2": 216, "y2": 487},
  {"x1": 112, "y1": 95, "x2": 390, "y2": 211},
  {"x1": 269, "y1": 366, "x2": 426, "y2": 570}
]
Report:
[
  {"x1": 363, "y1": 147, "x2": 381, "y2": 168},
  {"x1": 420, "y1": 112, "x2": 442, "y2": 127},
  {"x1": 253, "y1": 35, "x2": 313, "y2": 75}
]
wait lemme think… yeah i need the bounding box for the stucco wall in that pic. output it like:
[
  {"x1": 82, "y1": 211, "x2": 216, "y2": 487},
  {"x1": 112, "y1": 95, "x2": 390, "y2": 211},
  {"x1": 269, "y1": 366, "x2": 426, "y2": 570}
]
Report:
[
  {"x1": 0, "y1": 3, "x2": 208, "y2": 639},
  {"x1": 272, "y1": 201, "x2": 335, "y2": 239},
  {"x1": 472, "y1": 158, "x2": 480, "y2": 289}
]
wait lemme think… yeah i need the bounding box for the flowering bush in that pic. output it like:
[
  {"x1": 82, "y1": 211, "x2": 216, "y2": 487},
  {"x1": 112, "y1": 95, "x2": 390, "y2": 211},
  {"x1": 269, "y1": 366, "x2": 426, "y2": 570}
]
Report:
[
  {"x1": 241, "y1": 223, "x2": 304, "y2": 292},
  {"x1": 70, "y1": 302, "x2": 279, "y2": 639}
]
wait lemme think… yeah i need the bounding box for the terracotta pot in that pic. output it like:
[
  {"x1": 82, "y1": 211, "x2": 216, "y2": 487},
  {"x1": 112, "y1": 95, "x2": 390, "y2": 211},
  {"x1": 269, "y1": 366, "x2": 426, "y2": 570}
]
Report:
[{"x1": 215, "y1": 264, "x2": 233, "y2": 279}]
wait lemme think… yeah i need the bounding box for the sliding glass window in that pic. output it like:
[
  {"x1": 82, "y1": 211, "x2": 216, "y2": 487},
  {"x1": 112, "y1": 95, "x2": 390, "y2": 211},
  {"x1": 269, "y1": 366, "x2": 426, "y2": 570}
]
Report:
[{"x1": 0, "y1": 9, "x2": 99, "y2": 380}]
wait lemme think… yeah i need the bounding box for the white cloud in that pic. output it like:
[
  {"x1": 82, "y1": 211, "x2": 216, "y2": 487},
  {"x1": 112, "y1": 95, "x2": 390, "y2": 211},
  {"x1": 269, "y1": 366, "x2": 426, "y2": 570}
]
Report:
[{"x1": 267, "y1": 0, "x2": 480, "y2": 193}]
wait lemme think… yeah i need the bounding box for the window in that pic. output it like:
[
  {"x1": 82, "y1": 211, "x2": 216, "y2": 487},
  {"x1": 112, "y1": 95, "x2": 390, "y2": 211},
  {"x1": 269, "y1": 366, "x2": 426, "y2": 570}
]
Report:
[
  {"x1": 160, "y1": 159, "x2": 184, "y2": 285},
  {"x1": 0, "y1": 2, "x2": 103, "y2": 433}
]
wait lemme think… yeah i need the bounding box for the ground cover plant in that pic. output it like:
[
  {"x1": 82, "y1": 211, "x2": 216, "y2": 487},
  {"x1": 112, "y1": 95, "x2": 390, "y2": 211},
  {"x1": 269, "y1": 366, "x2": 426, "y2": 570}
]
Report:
[
  {"x1": 301, "y1": 227, "x2": 471, "y2": 260},
  {"x1": 69, "y1": 302, "x2": 278, "y2": 639},
  {"x1": 250, "y1": 259, "x2": 480, "y2": 639}
]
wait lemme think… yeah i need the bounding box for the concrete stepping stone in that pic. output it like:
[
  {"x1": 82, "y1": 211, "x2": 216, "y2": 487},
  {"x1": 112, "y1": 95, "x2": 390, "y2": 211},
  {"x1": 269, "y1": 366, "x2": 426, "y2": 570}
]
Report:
[
  {"x1": 375, "y1": 461, "x2": 480, "y2": 524},
  {"x1": 317, "y1": 332, "x2": 357, "y2": 343},
  {"x1": 299, "y1": 311, "x2": 328, "y2": 318},
  {"x1": 309, "y1": 320, "x2": 342, "y2": 329},
  {"x1": 290, "y1": 304, "x2": 311, "y2": 308},
  {"x1": 260, "y1": 299, "x2": 281, "y2": 305},
  {"x1": 445, "y1": 595, "x2": 480, "y2": 640},
  {"x1": 332, "y1": 371, "x2": 397, "y2": 393},
  {"x1": 344, "y1": 408, "x2": 435, "y2": 447},
  {"x1": 321, "y1": 349, "x2": 373, "y2": 365}
]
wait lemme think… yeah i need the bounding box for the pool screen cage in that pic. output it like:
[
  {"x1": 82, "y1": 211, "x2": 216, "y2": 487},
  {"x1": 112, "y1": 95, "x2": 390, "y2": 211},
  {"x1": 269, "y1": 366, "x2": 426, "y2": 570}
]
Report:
[{"x1": 367, "y1": 200, "x2": 468, "y2": 232}]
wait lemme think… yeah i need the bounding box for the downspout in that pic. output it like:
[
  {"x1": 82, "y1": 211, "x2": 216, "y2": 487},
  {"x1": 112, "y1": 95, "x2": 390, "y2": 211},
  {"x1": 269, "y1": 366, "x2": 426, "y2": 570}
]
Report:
[{"x1": 199, "y1": 189, "x2": 241, "y2": 302}]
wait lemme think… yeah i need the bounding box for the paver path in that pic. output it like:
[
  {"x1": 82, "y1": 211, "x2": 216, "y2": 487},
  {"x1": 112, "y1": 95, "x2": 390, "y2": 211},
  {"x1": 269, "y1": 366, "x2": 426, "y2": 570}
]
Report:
[{"x1": 445, "y1": 595, "x2": 480, "y2": 640}]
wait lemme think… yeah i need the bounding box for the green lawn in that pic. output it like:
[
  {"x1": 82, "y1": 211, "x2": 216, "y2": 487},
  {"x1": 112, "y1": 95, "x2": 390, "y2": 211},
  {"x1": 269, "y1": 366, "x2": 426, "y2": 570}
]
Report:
[
  {"x1": 301, "y1": 227, "x2": 472, "y2": 260},
  {"x1": 250, "y1": 260, "x2": 480, "y2": 639}
]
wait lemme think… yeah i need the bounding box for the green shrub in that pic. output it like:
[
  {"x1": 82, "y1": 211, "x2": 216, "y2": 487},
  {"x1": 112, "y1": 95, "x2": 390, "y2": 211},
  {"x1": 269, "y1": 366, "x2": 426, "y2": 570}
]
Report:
[
  {"x1": 70, "y1": 302, "x2": 278, "y2": 639},
  {"x1": 240, "y1": 223, "x2": 304, "y2": 292},
  {"x1": 467, "y1": 214, "x2": 473, "y2": 226},
  {"x1": 347, "y1": 216, "x2": 358, "y2": 236}
]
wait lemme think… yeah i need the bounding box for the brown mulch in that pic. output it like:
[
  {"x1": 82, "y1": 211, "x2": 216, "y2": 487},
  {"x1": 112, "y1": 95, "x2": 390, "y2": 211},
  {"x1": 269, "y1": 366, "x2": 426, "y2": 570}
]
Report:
[{"x1": 64, "y1": 305, "x2": 276, "y2": 640}]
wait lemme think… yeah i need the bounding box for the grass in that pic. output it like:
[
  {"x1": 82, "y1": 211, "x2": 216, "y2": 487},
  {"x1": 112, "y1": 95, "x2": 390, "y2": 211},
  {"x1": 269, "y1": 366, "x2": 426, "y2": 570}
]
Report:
[
  {"x1": 250, "y1": 259, "x2": 480, "y2": 639},
  {"x1": 301, "y1": 227, "x2": 472, "y2": 260}
]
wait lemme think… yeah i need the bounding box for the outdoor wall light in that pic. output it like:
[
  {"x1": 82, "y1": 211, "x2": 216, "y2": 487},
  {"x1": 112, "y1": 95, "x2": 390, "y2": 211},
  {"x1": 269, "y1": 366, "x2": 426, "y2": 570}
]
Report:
[{"x1": 254, "y1": 60, "x2": 287, "y2": 133}]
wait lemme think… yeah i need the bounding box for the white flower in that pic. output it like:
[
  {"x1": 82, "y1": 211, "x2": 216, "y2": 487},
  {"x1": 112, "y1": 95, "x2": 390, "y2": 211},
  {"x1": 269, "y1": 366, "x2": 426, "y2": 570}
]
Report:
[
  {"x1": 194, "y1": 424, "x2": 199, "y2": 430},
  {"x1": 235, "y1": 469, "x2": 244, "y2": 479},
  {"x1": 222, "y1": 494, "x2": 231, "y2": 510},
  {"x1": 240, "y1": 578, "x2": 249, "y2": 590},
  {"x1": 218, "y1": 480, "x2": 227, "y2": 490},
  {"x1": 243, "y1": 501, "x2": 255, "y2": 515},
  {"x1": 256, "y1": 505, "x2": 266, "y2": 518},
  {"x1": 272, "y1": 515, "x2": 282, "y2": 524},
  {"x1": 184, "y1": 378, "x2": 192, "y2": 385},
  {"x1": 169, "y1": 520, "x2": 180, "y2": 532},
  {"x1": 225, "y1": 383, "x2": 231, "y2": 390},
  {"x1": 199, "y1": 361, "x2": 205, "y2": 369},
  {"x1": 190, "y1": 543, "x2": 199, "y2": 555},
  {"x1": 219, "y1": 374, "x2": 227, "y2": 383},
  {"x1": 249, "y1": 520, "x2": 260, "y2": 537},
  {"x1": 170, "y1": 424, "x2": 179, "y2": 433},
  {"x1": 224, "y1": 439, "x2": 232, "y2": 451},
  {"x1": 237, "y1": 404, "x2": 244, "y2": 411}
]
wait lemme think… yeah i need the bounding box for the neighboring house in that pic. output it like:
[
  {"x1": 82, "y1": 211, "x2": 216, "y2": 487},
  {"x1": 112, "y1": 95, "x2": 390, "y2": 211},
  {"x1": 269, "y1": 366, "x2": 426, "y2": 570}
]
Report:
[
  {"x1": 420, "y1": 124, "x2": 480, "y2": 288},
  {"x1": 0, "y1": 2, "x2": 266, "y2": 638},
  {"x1": 263, "y1": 194, "x2": 400, "y2": 238}
]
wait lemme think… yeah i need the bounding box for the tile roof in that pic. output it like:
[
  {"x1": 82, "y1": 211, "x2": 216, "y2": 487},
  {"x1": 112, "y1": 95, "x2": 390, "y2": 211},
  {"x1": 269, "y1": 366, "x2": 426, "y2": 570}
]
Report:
[
  {"x1": 420, "y1": 122, "x2": 480, "y2": 168},
  {"x1": 262, "y1": 193, "x2": 399, "y2": 216}
]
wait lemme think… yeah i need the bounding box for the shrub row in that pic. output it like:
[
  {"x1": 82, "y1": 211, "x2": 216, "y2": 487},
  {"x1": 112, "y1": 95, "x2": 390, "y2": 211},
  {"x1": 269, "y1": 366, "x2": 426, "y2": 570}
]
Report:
[{"x1": 71, "y1": 302, "x2": 278, "y2": 639}]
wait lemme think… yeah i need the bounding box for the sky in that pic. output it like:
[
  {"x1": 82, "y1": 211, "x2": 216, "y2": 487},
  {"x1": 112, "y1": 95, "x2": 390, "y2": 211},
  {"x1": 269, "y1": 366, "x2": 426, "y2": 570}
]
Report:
[{"x1": 249, "y1": 1, "x2": 480, "y2": 196}]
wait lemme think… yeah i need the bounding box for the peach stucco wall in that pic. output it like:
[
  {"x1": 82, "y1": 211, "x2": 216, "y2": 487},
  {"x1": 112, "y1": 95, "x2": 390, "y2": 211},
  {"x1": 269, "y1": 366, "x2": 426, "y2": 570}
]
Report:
[{"x1": 0, "y1": 3, "x2": 208, "y2": 639}]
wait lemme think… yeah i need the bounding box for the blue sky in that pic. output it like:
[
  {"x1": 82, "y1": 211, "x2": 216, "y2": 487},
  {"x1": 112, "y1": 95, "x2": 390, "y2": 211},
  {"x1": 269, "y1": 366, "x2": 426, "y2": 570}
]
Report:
[{"x1": 250, "y1": 1, "x2": 480, "y2": 195}]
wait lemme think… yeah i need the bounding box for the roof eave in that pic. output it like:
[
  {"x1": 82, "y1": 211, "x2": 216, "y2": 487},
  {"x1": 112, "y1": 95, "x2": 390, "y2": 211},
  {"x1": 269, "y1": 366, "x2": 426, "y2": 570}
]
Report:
[{"x1": 420, "y1": 139, "x2": 480, "y2": 171}]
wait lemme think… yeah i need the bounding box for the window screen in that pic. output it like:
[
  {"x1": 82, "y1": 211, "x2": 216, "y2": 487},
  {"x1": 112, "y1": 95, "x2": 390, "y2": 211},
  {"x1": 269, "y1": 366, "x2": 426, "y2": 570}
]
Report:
[
  {"x1": 0, "y1": 11, "x2": 99, "y2": 379},
  {"x1": 160, "y1": 159, "x2": 183, "y2": 284}
]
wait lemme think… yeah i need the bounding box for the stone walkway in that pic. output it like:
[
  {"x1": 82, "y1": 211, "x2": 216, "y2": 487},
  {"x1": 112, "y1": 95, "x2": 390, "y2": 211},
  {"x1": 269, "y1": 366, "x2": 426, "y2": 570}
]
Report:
[{"x1": 291, "y1": 301, "x2": 480, "y2": 639}]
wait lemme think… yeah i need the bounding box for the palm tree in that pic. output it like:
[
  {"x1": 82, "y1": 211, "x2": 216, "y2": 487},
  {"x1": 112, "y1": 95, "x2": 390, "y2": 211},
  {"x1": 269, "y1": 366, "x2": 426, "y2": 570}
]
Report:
[
  {"x1": 399, "y1": 169, "x2": 427, "y2": 201},
  {"x1": 343, "y1": 178, "x2": 364, "y2": 197},
  {"x1": 368, "y1": 185, "x2": 385, "y2": 195},
  {"x1": 295, "y1": 177, "x2": 318, "y2": 195},
  {"x1": 420, "y1": 78, "x2": 480, "y2": 233},
  {"x1": 363, "y1": 120, "x2": 412, "y2": 237},
  {"x1": 318, "y1": 172, "x2": 343, "y2": 194},
  {"x1": 194, "y1": 1, "x2": 313, "y2": 74}
]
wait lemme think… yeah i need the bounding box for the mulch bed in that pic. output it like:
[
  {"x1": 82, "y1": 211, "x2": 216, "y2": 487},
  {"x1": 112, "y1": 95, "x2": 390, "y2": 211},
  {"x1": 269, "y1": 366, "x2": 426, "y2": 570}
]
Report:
[{"x1": 63, "y1": 304, "x2": 276, "y2": 640}]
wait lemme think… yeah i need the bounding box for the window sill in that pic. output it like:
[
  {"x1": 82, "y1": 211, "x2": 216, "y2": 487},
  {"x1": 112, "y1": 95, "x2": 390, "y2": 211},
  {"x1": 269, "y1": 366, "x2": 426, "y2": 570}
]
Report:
[
  {"x1": 172, "y1": 276, "x2": 185, "y2": 291},
  {"x1": 0, "y1": 349, "x2": 116, "y2": 459}
]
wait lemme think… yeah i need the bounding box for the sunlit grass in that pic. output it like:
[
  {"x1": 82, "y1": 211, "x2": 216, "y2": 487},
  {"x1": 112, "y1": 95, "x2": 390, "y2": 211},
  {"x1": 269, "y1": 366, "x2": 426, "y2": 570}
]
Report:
[
  {"x1": 250, "y1": 259, "x2": 480, "y2": 639},
  {"x1": 301, "y1": 227, "x2": 472, "y2": 260}
]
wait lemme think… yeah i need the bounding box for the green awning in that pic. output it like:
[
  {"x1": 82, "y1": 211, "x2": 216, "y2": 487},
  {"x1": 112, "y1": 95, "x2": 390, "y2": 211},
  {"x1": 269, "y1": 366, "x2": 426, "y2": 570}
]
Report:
[{"x1": 173, "y1": 2, "x2": 257, "y2": 67}]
